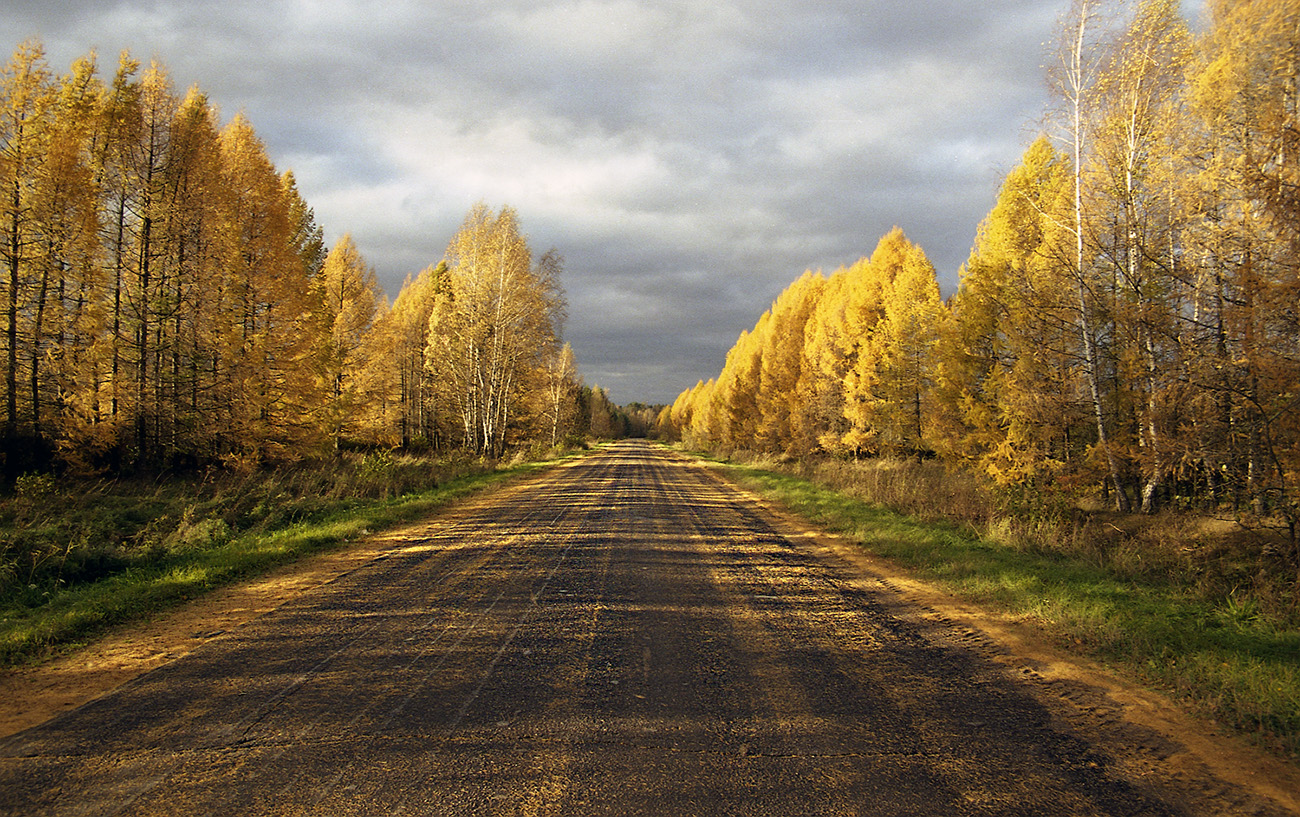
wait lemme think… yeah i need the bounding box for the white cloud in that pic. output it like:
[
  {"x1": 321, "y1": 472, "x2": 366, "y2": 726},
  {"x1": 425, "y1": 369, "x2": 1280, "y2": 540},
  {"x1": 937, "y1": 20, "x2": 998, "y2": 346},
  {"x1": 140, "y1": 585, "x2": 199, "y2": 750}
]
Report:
[{"x1": 383, "y1": 111, "x2": 666, "y2": 213}]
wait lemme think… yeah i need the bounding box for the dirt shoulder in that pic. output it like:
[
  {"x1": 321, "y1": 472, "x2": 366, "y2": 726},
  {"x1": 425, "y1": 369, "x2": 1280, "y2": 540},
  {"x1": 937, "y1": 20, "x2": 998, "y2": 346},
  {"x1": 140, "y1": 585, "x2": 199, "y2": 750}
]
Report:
[
  {"x1": 0, "y1": 469, "x2": 561, "y2": 740},
  {"x1": 707, "y1": 459, "x2": 1300, "y2": 816},
  {"x1": 2, "y1": 454, "x2": 1297, "y2": 815}
]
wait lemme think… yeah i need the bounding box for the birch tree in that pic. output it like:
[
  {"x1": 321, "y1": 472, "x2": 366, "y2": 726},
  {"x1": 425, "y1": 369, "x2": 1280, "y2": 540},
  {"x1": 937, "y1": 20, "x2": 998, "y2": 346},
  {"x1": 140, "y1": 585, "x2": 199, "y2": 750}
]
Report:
[
  {"x1": 427, "y1": 204, "x2": 563, "y2": 457},
  {"x1": 1089, "y1": 0, "x2": 1192, "y2": 511},
  {"x1": 540, "y1": 342, "x2": 579, "y2": 447},
  {"x1": 1051, "y1": 0, "x2": 1134, "y2": 510}
]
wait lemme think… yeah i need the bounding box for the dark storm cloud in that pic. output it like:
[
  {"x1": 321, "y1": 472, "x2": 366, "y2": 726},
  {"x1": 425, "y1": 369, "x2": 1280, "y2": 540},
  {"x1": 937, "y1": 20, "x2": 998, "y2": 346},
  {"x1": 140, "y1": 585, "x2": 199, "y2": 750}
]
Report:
[{"x1": 3, "y1": 0, "x2": 1079, "y2": 405}]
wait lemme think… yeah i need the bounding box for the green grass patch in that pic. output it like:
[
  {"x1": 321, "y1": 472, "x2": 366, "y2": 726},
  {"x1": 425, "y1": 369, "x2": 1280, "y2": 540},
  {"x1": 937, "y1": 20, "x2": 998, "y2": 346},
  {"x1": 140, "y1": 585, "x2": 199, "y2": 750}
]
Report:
[
  {"x1": 0, "y1": 453, "x2": 582, "y2": 667},
  {"x1": 721, "y1": 460, "x2": 1300, "y2": 759}
]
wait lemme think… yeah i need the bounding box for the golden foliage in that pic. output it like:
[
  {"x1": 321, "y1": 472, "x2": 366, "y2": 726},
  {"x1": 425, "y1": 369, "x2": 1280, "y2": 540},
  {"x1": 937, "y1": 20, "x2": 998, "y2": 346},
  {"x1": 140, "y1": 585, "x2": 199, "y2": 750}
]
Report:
[
  {"x1": 665, "y1": 0, "x2": 1300, "y2": 540},
  {"x1": 0, "y1": 43, "x2": 579, "y2": 472}
]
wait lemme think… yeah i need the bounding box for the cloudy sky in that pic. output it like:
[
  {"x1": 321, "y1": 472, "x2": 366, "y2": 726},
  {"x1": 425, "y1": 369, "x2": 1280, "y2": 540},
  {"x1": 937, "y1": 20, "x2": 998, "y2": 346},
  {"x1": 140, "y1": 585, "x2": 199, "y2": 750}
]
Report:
[{"x1": 0, "y1": 1, "x2": 1205, "y2": 405}]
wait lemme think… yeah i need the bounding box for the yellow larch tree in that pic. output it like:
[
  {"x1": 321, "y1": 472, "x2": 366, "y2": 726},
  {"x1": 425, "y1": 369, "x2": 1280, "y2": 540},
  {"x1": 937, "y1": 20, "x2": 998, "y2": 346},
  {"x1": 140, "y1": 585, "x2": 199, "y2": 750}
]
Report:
[
  {"x1": 799, "y1": 251, "x2": 894, "y2": 456},
  {"x1": 153, "y1": 86, "x2": 228, "y2": 464},
  {"x1": 936, "y1": 136, "x2": 1085, "y2": 485},
  {"x1": 1183, "y1": 0, "x2": 1300, "y2": 532},
  {"x1": 312, "y1": 233, "x2": 379, "y2": 451},
  {"x1": 796, "y1": 268, "x2": 850, "y2": 454},
  {"x1": 0, "y1": 40, "x2": 56, "y2": 462},
  {"x1": 117, "y1": 60, "x2": 181, "y2": 465},
  {"x1": 843, "y1": 229, "x2": 944, "y2": 458},
  {"x1": 756, "y1": 269, "x2": 824, "y2": 455},
  {"x1": 27, "y1": 53, "x2": 101, "y2": 461},
  {"x1": 691, "y1": 378, "x2": 723, "y2": 450},
  {"x1": 718, "y1": 319, "x2": 766, "y2": 451},
  {"x1": 360, "y1": 264, "x2": 442, "y2": 448},
  {"x1": 216, "y1": 114, "x2": 320, "y2": 461},
  {"x1": 662, "y1": 378, "x2": 707, "y2": 444}
]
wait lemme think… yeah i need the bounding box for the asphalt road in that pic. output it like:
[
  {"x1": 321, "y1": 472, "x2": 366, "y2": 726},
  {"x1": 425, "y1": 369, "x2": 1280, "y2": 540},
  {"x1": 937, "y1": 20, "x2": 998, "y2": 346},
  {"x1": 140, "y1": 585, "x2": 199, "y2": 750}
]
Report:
[{"x1": 0, "y1": 441, "x2": 1195, "y2": 815}]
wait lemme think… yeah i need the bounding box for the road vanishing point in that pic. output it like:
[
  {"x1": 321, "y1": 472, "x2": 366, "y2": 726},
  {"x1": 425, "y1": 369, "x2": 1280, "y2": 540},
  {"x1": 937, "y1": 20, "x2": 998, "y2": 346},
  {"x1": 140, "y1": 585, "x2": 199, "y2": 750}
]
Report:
[{"x1": 0, "y1": 441, "x2": 1289, "y2": 815}]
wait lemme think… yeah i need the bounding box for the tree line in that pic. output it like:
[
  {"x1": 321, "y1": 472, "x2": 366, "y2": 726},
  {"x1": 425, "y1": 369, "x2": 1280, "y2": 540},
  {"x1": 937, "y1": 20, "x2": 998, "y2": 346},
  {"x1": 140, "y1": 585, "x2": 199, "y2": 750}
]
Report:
[
  {"x1": 659, "y1": 0, "x2": 1299, "y2": 539},
  {"x1": 0, "y1": 41, "x2": 587, "y2": 475}
]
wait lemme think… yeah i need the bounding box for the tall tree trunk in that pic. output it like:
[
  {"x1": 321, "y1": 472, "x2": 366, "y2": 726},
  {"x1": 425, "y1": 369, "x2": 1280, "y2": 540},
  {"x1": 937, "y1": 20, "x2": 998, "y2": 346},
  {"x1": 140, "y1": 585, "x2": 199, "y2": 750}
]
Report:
[
  {"x1": 1065, "y1": 0, "x2": 1130, "y2": 511},
  {"x1": 136, "y1": 214, "x2": 151, "y2": 465},
  {"x1": 111, "y1": 196, "x2": 125, "y2": 420},
  {"x1": 29, "y1": 256, "x2": 49, "y2": 450},
  {"x1": 6, "y1": 174, "x2": 21, "y2": 442}
]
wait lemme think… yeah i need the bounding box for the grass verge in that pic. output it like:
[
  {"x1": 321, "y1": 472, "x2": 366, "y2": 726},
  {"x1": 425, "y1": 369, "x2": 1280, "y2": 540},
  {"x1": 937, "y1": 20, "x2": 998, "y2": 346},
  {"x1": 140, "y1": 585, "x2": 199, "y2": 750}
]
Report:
[
  {"x1": 0, "y1": 454, "x2": 577, "y2": 667},
  {"x1": 720, "y1": 459, "x2": 1300, "y2": 760}
]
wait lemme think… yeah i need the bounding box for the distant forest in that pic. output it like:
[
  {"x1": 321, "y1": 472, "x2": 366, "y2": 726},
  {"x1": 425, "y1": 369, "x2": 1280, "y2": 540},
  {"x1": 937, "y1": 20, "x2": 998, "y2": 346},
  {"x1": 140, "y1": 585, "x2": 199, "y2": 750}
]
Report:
[
  {"x1": 659, "y1": 0, "x2": 1299, "y2": 534},
  {"x1": 0, "y1": 41, "x2": 618, "y2": 474}
]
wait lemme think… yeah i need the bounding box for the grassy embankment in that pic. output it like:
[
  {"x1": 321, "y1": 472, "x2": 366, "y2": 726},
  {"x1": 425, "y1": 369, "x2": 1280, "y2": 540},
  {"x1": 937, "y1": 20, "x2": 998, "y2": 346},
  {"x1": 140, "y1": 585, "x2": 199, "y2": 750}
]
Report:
[
  {"x1": 0, "y1": 448, "x2": 587, "y2": 667},
  {"x1": 707, "y1": 451, "x2": 1299, "y2": 760}
]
